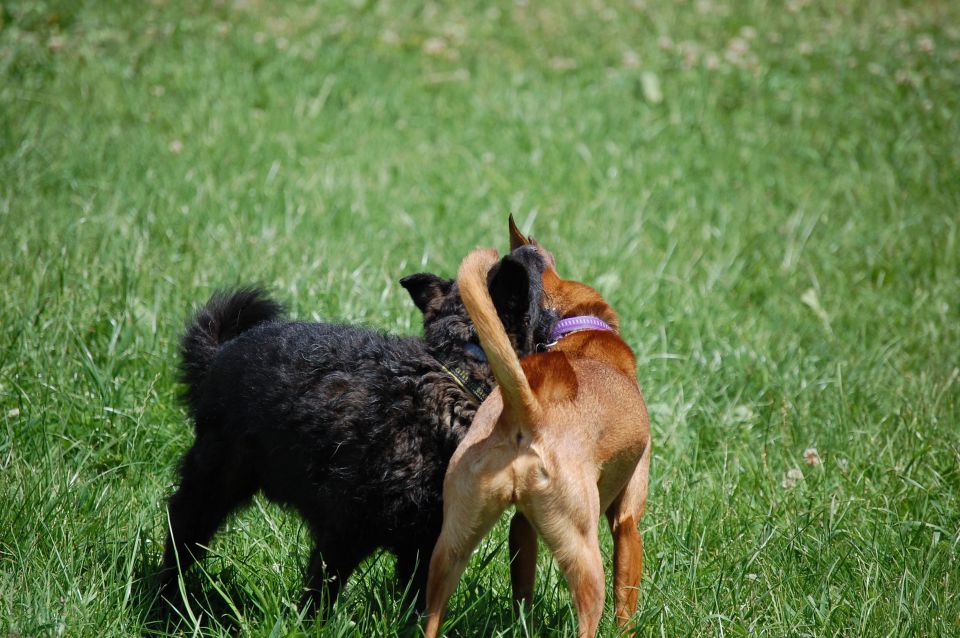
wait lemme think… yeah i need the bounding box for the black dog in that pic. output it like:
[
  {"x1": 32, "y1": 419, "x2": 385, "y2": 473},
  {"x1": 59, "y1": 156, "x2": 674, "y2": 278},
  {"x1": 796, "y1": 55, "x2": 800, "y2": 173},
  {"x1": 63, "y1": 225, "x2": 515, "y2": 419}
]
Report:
[{"x1": 160, "y1": 247, "x2": 555, "y2": 612}]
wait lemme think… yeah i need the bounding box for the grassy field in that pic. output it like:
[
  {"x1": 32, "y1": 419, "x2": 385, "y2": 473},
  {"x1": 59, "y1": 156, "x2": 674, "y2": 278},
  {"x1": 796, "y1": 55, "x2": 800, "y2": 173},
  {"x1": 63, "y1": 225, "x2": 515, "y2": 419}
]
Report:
[{"x1": 2, "y1": 0, "x2": 959, "y2": 635}]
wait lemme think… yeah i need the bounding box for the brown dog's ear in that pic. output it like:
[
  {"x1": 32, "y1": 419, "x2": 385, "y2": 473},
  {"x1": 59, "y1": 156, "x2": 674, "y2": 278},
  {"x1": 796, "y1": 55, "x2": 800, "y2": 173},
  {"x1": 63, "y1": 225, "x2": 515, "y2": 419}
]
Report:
[
  {"x1": 510, "y1": 215, "x2": 557, "y2": 270},
  {"x1": 508, "y1": 214, "x2": 530, "y2": 251},
  {"x1": 400, "y1": 273, "x2": 453, "y2": 314},
  {"x1": 487, "y1": 246, "x2": 554, "y2": 355}
]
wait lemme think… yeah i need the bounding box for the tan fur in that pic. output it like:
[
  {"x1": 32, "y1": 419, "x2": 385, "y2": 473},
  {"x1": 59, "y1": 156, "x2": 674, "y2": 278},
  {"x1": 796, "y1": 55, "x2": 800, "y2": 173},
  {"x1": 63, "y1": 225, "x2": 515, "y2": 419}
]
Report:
[
  {"x1": 423, "y1": 222, "x2": 651, "y2": 638},
  {"x1": 458, "y1": 249, "x2": 541, "y2": 422}
]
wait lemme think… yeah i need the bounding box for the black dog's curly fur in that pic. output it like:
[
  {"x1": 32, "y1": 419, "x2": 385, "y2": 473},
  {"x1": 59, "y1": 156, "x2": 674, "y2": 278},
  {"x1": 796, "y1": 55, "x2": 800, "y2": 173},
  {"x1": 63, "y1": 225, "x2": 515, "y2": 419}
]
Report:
[{"x1": 160, "y1": 247, "x2": 555, "y2": 611}]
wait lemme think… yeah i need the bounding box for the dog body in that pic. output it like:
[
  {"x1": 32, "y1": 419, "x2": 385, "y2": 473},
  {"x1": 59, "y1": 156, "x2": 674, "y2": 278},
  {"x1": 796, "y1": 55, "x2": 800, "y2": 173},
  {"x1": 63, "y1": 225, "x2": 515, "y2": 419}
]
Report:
[
  {"x1": 424, "y1": 226, "x2": 650, "y2": 637},
  {"x1": 161, "y1": 258, "x2": 555, "y2": 610}
]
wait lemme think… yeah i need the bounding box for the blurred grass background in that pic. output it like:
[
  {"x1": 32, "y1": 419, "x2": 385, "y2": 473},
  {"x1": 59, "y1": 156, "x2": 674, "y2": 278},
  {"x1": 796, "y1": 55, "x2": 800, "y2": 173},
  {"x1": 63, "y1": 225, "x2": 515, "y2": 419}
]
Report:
[{"x1": 1, "y1": 0, "x2": 958, "y2": 635}]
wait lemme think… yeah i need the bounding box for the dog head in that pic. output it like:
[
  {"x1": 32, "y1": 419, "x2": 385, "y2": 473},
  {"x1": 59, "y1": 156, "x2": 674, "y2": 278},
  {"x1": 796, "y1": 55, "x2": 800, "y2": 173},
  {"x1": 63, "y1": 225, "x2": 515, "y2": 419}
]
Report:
[
  {"x1": 508, "y1": 214, "x2": 620, "y2": 331},
  {"x1": 485, "y1": 245, "x2": 558, "y2": 354},
  {"x1": 400, "y1": 250, "x2": 556, "y2": 376}
]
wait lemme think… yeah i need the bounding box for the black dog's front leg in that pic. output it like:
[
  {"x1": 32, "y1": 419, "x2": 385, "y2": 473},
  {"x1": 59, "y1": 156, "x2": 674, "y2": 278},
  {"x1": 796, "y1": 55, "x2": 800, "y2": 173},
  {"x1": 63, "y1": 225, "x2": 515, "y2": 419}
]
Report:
[
  {"x1": 396, "y1": 544, "x2": 434, "y2": 613},
  {"x1": 301, "y1": 541, "x2": 366, "y2": 614}
]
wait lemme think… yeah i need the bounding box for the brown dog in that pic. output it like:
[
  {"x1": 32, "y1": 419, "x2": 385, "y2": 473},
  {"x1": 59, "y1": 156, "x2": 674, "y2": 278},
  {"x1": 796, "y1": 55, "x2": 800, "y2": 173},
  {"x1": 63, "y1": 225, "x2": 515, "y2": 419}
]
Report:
[{"x1": 423, "y1": 219, "x2": 651, "y2": 638}]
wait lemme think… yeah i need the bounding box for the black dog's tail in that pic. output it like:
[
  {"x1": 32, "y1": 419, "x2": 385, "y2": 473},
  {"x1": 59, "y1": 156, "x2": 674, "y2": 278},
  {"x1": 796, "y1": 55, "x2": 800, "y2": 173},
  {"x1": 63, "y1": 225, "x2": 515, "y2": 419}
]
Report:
[{"x1": 179, "y1": 287, "x2": 284, "y2": 413}]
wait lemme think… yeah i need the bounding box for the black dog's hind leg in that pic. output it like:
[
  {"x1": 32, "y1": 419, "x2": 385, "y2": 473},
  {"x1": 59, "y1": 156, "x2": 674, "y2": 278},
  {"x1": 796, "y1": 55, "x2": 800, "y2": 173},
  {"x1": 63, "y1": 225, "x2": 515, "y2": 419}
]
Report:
[{"x1": 159, "y1": 438, "x2": 257, "y2": 601}]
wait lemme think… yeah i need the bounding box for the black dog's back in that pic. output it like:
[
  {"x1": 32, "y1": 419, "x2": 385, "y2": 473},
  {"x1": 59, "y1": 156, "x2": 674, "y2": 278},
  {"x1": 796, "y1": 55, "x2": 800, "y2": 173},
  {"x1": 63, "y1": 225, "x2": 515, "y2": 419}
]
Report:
[{"x1": 193, "y1": 321, "x2": 457, "y2": 526}]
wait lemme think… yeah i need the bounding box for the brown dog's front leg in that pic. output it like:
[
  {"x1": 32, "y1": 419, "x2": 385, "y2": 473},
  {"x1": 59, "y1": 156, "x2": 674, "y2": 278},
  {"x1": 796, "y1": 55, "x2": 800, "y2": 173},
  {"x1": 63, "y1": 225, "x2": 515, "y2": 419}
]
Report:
[
  {"x1": 607, "y1": 444, "x2": 650, "y2": 626},
  {"x1": 509, "y1": 511, "x2": 538, "y2": 610},
  {"x1": 609, "y1": 515, "x2": 643, "y2": 626}
]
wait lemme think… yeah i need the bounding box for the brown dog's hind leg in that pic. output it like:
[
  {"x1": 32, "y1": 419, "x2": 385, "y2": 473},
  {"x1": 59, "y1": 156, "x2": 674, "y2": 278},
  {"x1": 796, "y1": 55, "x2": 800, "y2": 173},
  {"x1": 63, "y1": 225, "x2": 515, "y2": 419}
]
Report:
[
  {"x1": 606, "y1": 444, "x2": 650, "y2": 626},
  {"x1": 424, "y1": 477, "x2": 508, "y2": 638},
  {"x1": 530, "y1": 486, "x2": 605, "y2": 638},
  {"x1": 423, "y1": 536, "x2": 469, "y2": 638},
  {"x1": 509, "y1": 512, "x2": 538, "y2": 611},
  {"x1": 424, "y1": 516, "x2": 503, "y2": 637}
]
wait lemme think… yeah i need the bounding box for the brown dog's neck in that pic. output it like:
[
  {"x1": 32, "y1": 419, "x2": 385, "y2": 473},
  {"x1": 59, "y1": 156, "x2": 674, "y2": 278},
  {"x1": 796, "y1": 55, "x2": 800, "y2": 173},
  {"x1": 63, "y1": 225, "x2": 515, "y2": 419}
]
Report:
[
  {"x1": 549, "y1": 329, "x2": 637, "y2": 378},
  {"x1": 543, "y1": 271, "x2": 620, "y2": 332},
  {"x1": 557, "y1": 304, "x2": 619, "y2": 331}
]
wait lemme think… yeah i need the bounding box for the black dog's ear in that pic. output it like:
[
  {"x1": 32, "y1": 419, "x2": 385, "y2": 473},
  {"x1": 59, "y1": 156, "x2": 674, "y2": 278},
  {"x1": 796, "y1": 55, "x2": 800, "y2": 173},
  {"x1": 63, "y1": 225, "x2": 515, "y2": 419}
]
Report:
[
  {"x1": 400, "y1": 273, "x2": 453, "y2": 314},
  {"x1": 508, "y1": 214, "x2": 530, "y2": 251},
  {"x1": 487, "y1": 246, "x2": 549, "y2": 355}
]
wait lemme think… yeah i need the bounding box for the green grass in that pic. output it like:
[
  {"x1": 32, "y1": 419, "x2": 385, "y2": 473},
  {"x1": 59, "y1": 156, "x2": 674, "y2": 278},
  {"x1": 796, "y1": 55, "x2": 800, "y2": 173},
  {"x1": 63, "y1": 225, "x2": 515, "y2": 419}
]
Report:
[{"x1": 2, "y1": 0, "x2": 959, "y2": 635}]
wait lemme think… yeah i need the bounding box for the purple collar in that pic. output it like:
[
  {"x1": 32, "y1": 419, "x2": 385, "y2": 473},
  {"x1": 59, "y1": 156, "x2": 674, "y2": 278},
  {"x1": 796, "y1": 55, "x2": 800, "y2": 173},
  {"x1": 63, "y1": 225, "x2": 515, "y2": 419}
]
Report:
[{"x1": 550, "y1": 316, "x2": 614, "y2": 342}]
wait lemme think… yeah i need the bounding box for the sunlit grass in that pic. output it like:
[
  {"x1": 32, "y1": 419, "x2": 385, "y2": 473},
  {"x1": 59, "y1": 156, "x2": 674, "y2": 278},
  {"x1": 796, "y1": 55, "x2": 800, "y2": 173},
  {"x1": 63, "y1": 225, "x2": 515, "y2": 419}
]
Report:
[{"x1": 1, "y1": 0, "x2": 958, "y2": 635}]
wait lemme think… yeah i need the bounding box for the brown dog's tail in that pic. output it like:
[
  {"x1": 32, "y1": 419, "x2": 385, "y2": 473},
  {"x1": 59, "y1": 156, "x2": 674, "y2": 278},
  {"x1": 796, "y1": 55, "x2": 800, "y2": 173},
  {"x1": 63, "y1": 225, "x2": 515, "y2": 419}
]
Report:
[{"x1": 458, "y1": 249, "x2": 541, "y2": 421}]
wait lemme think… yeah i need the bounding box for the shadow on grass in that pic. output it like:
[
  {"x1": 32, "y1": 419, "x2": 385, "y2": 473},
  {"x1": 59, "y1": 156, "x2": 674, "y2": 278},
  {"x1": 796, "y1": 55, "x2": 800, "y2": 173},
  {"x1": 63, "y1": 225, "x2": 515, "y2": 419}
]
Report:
[
  {"x1": 123, "y1": 533, "x2": 537, "y2": 636},
  {"x1": 132, "y1": 562, "x2": 265, "y2": 636},
  {"x1": 130, "y1": 558, "x2": 429, "y2": 637}
]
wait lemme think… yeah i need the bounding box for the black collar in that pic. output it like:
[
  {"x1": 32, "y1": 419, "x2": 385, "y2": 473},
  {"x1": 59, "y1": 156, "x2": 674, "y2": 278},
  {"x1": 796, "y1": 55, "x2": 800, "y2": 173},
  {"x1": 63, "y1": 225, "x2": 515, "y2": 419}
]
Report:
[{"x1": 437, "y1": 361, "x2": 491, "y2": 403}]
